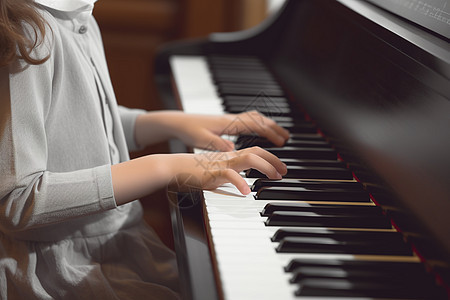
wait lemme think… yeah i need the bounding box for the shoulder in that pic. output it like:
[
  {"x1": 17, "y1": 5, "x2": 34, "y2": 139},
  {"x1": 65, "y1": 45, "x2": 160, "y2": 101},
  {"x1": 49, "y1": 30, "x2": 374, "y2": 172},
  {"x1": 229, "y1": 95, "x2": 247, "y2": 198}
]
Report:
[{"x1": 18, "y1": 7, "x2": 62, "y2": 66}]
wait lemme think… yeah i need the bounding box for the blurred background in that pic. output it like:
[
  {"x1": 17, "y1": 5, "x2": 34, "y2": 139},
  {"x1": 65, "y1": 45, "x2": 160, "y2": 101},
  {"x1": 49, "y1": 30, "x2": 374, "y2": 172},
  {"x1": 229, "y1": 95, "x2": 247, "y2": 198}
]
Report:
[{"x1": 93, "y1": 0, "x2": 285, "y2": 249}]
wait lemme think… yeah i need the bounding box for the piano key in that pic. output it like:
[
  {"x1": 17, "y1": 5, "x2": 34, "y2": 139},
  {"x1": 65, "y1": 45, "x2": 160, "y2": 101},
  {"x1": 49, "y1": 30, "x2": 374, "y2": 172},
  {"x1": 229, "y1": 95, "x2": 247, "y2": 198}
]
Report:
[
  {"x1": 208, "y1": 55, "x2": 265, "y2": 66},
  {"x1": 170, "y1": 56, "x2": 223, "y2": 114},
  {"x1": 226, "y1": 106, "x2": 294, "y2": 116},
  {"x1": 213, "y1": 74, "x2": 276, "y2": 84},
  {"x1": 240, "y1": 138, "x2": 330, "y2": 149},
  {"x1": 214, "y1": 76, "x2": 279, "y2": 85},
  {"x1": 269, "y1": 116, "x2": 298, "y2": 123},
  {"x1": 223, "y1": 99, "x2": 290, "y2": 109},
  {"x1": 252, "y1": 178, "x2": 361, "y2": 192},
  {"x1": 271, "y1": 228, "x2": 400, "y2": 242},
  {"x1": 222, "y1": 93, "x2": 294, "y2": 107},
  {"x1": 289, "y1": 265, "x2": 423, "y2": 282},
  {"x1": 289, "y1": 133, "x2": 324, "y2": 140},
  {"x1": 285, "y1": 258, "x2": 424, "y2": 272},
  {"x1": 218, "y1": 87, "x2": 285, "y2": 97},
  {"x1": 218, "y1": 82, "x2": 283, "y2": 90},
  {"x1": 222, "y1": 95, "x2": 289, "y2": 104},
  {"x1": 247, "y1": 166, "x2": 353, "y2": 180},
  {"x1": 294, "y1": 277, "x2": 432, "y2": 298},
  {"x1": 223, "y1": 102, "x2": 291, "y2": 113},
  {"x1": 255, "y1": 186, "x2": 369, "y2": 201},
  {"x1": 261, "y1": 202, "x2": 381, "y2": 217},
  {"x1": 280, "y1": 158, "x2": 346, "y2": 167},
  {"x1": 276, "y1": 236, "x2": 411, "y2": 255},
  {"x1": 265, "y1": 147, "x2": 337, "y2": 159},
  {"x1": 266, "y1": 211, "x2": 392, "y2": 228},
  {"x1": 237, "y1": 133, "x2": 324, "y2": 142}
]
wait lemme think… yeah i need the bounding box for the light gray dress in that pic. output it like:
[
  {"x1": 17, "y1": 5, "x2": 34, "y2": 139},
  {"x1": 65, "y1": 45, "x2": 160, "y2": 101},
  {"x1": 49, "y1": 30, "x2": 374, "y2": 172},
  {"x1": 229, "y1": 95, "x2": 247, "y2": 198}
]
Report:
[{"x1": 0, "y1": 4, "x2": 179, "y2": 300}]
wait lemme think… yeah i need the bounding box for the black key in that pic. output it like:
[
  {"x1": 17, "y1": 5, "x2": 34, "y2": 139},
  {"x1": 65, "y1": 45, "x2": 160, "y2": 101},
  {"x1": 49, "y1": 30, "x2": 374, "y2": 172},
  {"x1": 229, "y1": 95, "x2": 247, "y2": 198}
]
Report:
[
  {"x1": 252, "y1": 178, "x2": 360, "y2": 192},
  {"x1": 236, "y1": 137, "x2": 327, "y2": 149},
  {"x1": 265, "y1": 147, "x2": 337, "y2": 159},
  {"x1": 238, "y1": 139, "x2": 327, "y2": 149},
  {"x1": 285, "y1": 259, "x2": 424, "y2": 273},
  {"x1": 290, "y1": 266, "x2": 418, "y2": 283},
  {"x1": 276, "y1": 236, "x2": 411, "y2": 255},
  {"x1": 280, "y1": 158, "x2": 345, "y2": 167},
  {"x1": 289, "y1": 133, "x2": 324, "y2": 140},
  {"x1": 295, "y1": 278, "x2": 431, "y2": 298},
  {"x1": 236, "y1": 134, "x2": 324, "y2": 145},
  {"x1": 226, "y1": 106, "x2": 293, "y2": 116},
  {"x1": 214, "y1": 77, "x2": 278, "y2": 85},
  {"x1": 261, "y1": 202, "x2": 380, "y2": 217},
  {"x1": 223, "y1": 98, "x2": 290, "y2": 109},
  {"x1": 266, "y1": 211, "x2": 392, "y2": 228},
  {"x1": 246, "y1": 166, "x2": 353, "y2": 180},
  {"x1": 269, "y1": 116, "x2": 296, "y2": 123},
  {"x1": 282, "y1": 140, "x2": 330, "y2": 148},
  {"x1": 271, "y1": 228, "x2": 399, "y2": 242},
  {"x1": 255, "y1": 186, "x2": 369, "y2": 201},
  {"x1": 212, "y1": 69, "x2": 275, "y2": 78},
  {"x1": 274, "y1": 122, "x2": 317, "y2": 134},
  {"x1": 208, "y1": 56, "x2": 265, "y2": 67},
  {"x1": 218, "y1": 82, "x2": 282, "y2": 90},
  {"x1": 218, "y1": 87, "x2": 285, "y2": 97}
]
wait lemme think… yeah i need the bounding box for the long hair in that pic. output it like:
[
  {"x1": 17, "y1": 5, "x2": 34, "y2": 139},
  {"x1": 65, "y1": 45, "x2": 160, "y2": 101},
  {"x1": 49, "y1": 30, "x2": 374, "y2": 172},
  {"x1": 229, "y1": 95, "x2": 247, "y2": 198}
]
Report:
[{"x1": 0, "y1": 0, "x2": 50, "y2": 67}]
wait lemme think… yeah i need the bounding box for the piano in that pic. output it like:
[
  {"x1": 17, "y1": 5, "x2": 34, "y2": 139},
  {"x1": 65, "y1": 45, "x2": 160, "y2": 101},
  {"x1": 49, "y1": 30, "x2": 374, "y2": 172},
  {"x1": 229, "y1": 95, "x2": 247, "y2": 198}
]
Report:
[{"x1": 154, "y1": 0, "x2": 450, "y2": 299}]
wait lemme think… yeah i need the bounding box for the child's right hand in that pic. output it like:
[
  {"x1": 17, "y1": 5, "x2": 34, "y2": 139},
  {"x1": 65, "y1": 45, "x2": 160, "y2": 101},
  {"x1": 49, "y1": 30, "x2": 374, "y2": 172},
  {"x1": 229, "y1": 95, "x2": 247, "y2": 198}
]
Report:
[
  {"x1": 164, "y1": 146, "x2": 287, "y2": 195},
  {"x1": 111, "y1": 146, "x2": 287, "y2": 205}
]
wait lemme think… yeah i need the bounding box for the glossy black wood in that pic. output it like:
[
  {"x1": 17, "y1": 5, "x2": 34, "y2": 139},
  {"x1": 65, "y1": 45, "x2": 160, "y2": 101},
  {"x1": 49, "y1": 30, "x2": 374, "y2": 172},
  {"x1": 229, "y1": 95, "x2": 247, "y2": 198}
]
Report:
[{"x1": 155, "y1": 0, "x2": 450, "y2": 298}]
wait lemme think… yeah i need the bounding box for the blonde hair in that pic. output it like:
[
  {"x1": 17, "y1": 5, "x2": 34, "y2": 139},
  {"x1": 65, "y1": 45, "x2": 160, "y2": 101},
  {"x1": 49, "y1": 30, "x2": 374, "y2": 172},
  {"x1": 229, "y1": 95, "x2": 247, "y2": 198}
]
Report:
[{"x1": 0, "y1": 0, "x2": 50, "y2": 67}]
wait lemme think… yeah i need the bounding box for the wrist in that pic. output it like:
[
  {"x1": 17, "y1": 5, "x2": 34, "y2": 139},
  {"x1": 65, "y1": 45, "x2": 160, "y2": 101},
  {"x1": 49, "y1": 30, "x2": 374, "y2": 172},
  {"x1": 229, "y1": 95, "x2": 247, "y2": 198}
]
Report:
[{"x1": 135, "y1": 111, "x2": 184, "y2": 146}]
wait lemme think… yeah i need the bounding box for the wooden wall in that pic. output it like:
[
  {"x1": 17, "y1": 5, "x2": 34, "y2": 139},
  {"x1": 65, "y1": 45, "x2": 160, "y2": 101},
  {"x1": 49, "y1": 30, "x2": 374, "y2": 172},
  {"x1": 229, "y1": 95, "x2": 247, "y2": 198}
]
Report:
[{"x1": 93, "y1": 0, "x2": 268, "y2": 249}]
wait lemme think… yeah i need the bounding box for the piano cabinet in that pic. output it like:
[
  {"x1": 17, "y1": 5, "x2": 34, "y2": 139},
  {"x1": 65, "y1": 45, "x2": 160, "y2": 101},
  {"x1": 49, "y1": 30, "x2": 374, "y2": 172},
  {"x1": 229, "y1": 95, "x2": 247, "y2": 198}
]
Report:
[{"x1": 155, "y1": 0, "x2": 450, "y2": 299}]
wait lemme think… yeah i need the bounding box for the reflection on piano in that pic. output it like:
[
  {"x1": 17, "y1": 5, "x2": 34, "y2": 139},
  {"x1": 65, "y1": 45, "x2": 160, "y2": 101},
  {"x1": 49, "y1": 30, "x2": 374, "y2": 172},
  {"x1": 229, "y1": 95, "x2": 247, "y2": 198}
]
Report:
[{"x1": 155, "y1": 0, "x2": 450, "y2": 299}]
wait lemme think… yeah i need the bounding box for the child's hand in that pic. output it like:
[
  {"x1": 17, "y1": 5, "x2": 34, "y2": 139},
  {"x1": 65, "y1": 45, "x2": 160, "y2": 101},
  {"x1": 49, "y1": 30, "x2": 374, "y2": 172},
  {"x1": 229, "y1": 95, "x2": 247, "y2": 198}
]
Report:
[
  {"x1": 166, "y1": 146, "x2": 288, "y2": 195},
  {"x1": 172, "y1": 110, "x2": 290, "y2": 151},
  {"x1": 135, "y1": 110, "x2": 290, "y2": 151},
  {"x1": 111, "y1": 146, "x2": 288, "y2": 204}
]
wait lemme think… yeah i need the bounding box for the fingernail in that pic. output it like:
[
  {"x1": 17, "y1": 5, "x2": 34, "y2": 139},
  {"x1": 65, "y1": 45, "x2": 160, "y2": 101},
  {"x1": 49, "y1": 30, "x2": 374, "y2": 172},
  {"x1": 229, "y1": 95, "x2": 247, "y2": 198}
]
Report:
[{"x1": 276, "y1": 172, "x2": 282, "y2": 179}]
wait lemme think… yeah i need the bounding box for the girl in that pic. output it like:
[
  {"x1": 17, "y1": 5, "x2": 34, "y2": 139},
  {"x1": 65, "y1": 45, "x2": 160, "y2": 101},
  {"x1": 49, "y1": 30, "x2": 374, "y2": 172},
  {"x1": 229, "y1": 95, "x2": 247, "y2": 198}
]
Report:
[{"x1": 0, "y1": 0, "x2": 289, "y2": 299}]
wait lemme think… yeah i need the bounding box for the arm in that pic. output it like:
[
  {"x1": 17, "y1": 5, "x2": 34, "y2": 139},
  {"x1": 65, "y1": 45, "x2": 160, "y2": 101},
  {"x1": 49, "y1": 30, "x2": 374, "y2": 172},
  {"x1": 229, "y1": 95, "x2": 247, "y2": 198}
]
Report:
[{"x1": 0, "y1": 55, "x2": 116, "y2": 234}]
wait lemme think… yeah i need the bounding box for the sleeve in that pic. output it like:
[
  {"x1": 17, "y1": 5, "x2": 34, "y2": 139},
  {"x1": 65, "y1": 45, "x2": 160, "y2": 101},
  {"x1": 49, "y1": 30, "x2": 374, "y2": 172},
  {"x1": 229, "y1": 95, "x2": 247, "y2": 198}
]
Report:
[
  {"x1": 117, "y1": 105, "x2": 147, "y2": 152},
  {"x1": 0, "y1": 14, "x2": 117, "y2": 235}
]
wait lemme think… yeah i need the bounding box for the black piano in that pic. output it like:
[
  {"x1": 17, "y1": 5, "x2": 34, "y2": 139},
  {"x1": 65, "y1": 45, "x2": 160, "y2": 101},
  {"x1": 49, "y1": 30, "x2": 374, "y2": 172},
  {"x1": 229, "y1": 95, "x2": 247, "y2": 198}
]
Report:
[{"x1": 154, "y1": 0, "x2": 450, "y2": 299}]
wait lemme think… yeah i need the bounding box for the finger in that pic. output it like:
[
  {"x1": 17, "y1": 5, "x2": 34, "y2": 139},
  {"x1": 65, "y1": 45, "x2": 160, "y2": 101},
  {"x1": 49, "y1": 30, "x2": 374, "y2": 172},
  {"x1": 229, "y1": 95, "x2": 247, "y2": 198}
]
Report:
[
  {"x1": 229, "y1": 153, "x2": 283, "y2": 179},
  {"x1": 198, "y1": 130, "x2": 235, "y2": 151},
  {"x1": 249, "y1": 112, "x2": 290, "y2": 146},
  {"x1": 237, "y1": 146, "x2": 287, "y2": 175},
  {"x1": 204, "y1": 169, "x2": 251, "y2": 195},
  {"x1": 239, "y1": 111, "x2": 289, "y2": 146}
]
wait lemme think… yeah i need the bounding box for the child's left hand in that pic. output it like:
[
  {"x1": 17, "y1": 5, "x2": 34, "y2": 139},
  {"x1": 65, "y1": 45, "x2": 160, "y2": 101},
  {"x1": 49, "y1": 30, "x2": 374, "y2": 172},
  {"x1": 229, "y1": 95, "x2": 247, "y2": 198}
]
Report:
[
  {"x1": 176, "y1": 110, "x2": 290, "y2": 151},
  {"x1": 135, "y1": 110, "x2": 290, "y2": 151}
]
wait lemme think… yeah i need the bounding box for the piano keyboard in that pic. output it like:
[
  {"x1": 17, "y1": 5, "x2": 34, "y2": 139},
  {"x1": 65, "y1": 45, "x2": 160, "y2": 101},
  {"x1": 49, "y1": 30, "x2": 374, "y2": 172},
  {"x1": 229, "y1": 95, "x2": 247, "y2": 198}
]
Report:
[{"x1": 170, "y1": 55, "x2": 446, "y2": 299}]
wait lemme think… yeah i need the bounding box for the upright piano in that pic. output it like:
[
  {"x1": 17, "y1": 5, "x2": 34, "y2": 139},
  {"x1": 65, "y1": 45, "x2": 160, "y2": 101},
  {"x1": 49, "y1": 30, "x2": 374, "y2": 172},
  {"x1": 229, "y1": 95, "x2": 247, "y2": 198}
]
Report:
[{"x1": 154, "y1": 0, "x2": 450, "y2": 299}]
